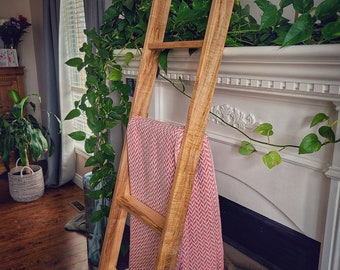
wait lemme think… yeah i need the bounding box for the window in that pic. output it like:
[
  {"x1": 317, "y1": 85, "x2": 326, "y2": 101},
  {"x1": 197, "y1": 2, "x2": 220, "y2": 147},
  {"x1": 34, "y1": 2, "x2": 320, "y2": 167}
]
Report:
[{"x1": 61, "y1": 0, "x2": 91, "y2": 138}]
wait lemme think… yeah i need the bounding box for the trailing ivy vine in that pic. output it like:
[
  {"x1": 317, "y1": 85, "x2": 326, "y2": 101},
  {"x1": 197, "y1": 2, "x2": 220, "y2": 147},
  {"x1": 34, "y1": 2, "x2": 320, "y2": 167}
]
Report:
[{"x1": 159, "y1": 74, "x2": 340, "y2": 169}]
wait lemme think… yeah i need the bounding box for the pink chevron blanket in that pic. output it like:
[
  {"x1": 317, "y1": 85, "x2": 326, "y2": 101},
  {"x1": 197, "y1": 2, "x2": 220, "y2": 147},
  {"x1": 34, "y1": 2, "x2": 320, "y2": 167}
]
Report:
[{"x1": 127, "y1": 116, "x2": 224, "y2": 269}]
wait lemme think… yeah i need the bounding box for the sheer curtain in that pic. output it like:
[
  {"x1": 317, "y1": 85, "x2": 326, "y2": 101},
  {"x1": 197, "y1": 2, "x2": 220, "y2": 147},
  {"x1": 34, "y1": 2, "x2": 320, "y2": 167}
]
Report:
[{"x1": 41, "y1": 0, "x2": 75, "y2": 187}]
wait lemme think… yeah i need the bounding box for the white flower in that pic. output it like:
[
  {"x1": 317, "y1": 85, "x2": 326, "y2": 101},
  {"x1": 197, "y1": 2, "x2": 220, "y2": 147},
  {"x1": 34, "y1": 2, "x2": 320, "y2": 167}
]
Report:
[{"x1": 0, "y1": 18, "x2": 8, "y2": 26}]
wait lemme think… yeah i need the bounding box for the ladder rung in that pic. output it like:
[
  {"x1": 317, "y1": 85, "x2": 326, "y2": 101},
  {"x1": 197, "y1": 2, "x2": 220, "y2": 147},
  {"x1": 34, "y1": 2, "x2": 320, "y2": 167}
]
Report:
[
  {"x1": 148, "y1": 40, "x2": 204, "y2": 50},
  {"x1": 117, "y1": 194, "x2": 165, "y2": 235}
]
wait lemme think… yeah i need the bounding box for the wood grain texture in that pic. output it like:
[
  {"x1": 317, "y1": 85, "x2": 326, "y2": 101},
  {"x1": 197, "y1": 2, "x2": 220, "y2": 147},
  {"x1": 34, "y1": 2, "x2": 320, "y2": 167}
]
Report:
[
  {"x1": 148, "y1": 40, "x2": 204, "y2": 49},
  {"x1": 0, "y1": 176, "x2": 88, "y2": 270}
]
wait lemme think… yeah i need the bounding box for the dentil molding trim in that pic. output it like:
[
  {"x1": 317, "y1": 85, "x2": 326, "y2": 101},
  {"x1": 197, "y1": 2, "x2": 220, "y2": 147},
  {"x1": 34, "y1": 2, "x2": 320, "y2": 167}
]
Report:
[{"x1": 122, "y1": 44, "x2": 340, "y2": 101}]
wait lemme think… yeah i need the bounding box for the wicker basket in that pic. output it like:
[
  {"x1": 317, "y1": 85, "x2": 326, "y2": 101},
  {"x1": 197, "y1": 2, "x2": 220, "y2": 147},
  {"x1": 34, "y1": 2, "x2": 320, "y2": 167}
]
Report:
[{"x1": 8, "y1": 164, "x2": 44, "y2": 202}]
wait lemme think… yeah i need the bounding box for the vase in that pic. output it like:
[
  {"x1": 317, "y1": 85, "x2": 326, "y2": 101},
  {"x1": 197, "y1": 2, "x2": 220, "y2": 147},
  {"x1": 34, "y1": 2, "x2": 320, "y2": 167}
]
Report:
[{"x1": 3, "y1": 42, "x2": 18, "y2": 50}]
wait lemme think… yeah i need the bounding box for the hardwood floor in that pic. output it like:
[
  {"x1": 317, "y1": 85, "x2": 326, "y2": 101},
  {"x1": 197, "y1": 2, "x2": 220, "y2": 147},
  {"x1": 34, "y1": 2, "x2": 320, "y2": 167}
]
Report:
[{"x1": 0, "y1": 175, "x2": 88, "y2": 270}]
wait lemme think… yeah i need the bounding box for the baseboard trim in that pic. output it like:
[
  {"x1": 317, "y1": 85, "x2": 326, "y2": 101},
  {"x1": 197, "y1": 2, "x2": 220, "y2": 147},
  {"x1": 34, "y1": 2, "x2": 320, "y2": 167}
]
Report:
[{"x1": 73, "y1": 173, "x2": 84, "y2": 190}]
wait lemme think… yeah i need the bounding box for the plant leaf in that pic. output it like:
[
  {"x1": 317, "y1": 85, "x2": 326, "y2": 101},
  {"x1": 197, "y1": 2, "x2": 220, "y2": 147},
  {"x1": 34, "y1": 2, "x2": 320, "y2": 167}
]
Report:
[
  {"x1": 310, "y1": 113, "x2": 329, "y2": 127},
  {"x1": 85, "y1": 135, "x2": 97, "y2": 154},
  {"x1": 315, "y1": 0, "x2": 340, "y2": 21},
  {"x1": 101, "y1": 143, "x2": 115, "y2": 158},
  {"x1": 85, "y1": 155, "x2": 98, "y2": 167},
  {"x1": 8, "y1": 89, "x2": 21, "y2": 104},
  {"x1": 68, "y1": 131, "x2": 86, "y2": 141},
  {"x1": 64, "y1": 108, "x2": 81, "y2": 120},
  {"x1": 318, "y1": 126, "x2": 335, "y2": 142},
  {"x1": 65, "y1": 57, "x2": 83, "y2": 67},
  {"x1": 282, "y1": 14, "x2": 313, "y2": 46},
  {"x1": 299, "y1": 133, "x2": 322, "y2": 154},
  {"x1": 254, "y1": 123, "x2": 274, "y2": 136},
  {"x1": 108, "y1": 67, "x2": 122, "y2": 81},
  {"x1": 322, "y1": 21, "x2": 340, "y2": 41},
  {"x1": 89, "y1": 210, "x2": 104, "y2": 222},
  {"x1": 259, "y1": 3, "x2": 280, "y2": 29},
  {"x1": 239, "y1": 141, "x2": 256, "y2": 155},
  {"x1": 124, "y1": 52, "x2": 134, "y2": 66},
  {"x1": 158, "y1": 50, "x2": 169, "y2": 73},
  {"x1": 255, "y1": 0, "x2": 271, "y2": 11},
  {"x1": 262, "y1": 151, "x2": 281, "y2": 169},
  {"x1": 280, "y1": 0, "x2": 293, "y2": 9},
  {"x1": 292, "y1": 0, "x2": 314, "y2": 14}
]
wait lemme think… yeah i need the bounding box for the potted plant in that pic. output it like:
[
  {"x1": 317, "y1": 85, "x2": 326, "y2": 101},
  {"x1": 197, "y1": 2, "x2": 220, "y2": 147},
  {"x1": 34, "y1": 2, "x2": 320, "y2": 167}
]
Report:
[{"x1": 0, "y1": 89, "x2": 55, "y2": 202}]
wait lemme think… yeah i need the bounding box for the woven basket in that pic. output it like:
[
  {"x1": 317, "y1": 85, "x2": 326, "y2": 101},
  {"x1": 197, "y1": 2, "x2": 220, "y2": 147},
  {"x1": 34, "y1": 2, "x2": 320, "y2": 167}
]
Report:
[{"x1": 8, "y1": 164, "x2": 44, "y2": 202}]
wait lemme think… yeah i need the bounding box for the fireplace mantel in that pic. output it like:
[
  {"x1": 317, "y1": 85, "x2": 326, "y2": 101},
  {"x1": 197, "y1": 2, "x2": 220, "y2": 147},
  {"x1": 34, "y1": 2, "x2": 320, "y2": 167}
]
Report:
[{"x1": 123, "y1": 44, "x2": 340, "y2": 270}]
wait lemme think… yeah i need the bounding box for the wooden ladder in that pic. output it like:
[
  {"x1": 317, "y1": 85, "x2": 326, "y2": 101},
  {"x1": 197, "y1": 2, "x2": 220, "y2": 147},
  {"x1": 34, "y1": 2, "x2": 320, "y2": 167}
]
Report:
[{"x1": 99, "y1": 0, "x2": 234, "y2": 269}]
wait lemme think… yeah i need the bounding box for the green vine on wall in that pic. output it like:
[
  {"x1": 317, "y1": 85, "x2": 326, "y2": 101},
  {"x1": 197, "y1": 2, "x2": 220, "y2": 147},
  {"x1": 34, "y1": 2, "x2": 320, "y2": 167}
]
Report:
[{"x1": 159, "y1": 74, "x2": 340, "y2": 169}]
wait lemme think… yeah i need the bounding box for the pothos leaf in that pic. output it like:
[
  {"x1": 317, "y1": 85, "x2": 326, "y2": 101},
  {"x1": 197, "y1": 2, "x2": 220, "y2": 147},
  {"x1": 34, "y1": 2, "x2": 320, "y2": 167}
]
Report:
[
  {"x1": 65, "y1": 57, "x2": 83, "y2": 67},
  {"x1": 239, "y1": 141, "x2": 256, "y2": 156},
  {"x1": 318, "y1": 126, "x2": 335, "y2": 142},
  {"x1": 315, "y1": 0, "x2": 340, "y2": 21},
  {"x1": 124, "y1": 52, "x2": 134, "y2": 66},
  {"x1": 262, "y1": 151, "x2": 281, "y2": 169},
  {"x1": 85, "y1": 156, "x2": 98, "y2": 167},
  {"x1": 310, "y1": 113, "x2": 329, "y2": 127},
  {"x1": 86, "y1": 190, "x2": 102, "y2": 200},
  {"x1": 158, "y1": 50, "x2": 169, "y2": 73},
  {"x1": 64, "y1": 108, "x2": 81, "y2": 120},
  {"x1": 259, "y1": 3, "x2": 280, "y2": 29},
  {"x1": 299, "y1": 133, "x2": 322, "y2": 154},
  {"x1": 108, "y1": 66, "x2": 122, "y2": 81},
  {"x1": 68, "y1": 131, "x2": 86, "y2": 141},
  {"x1": 254, "y1": 123, "x2": 274, "y2": 136},
  {"x1": 292, "y1": 0, "x2": 314, "y2": 14},
  {"x1": 85, "y1": 135, "x2": 97, "y2": 154},
  {"x1": 89, "y1": 210, "x2": 104, "y2": 223},
  {"x1": 101, "y1": 143, "x2": 115, "y2": 158},
  {"x1": 282, "y1": 14, "x2": 314, "y2": 47},
  {"x1": 322, "y1": 21, "x2": 340, "y2": 41},
  {"x1": 279, "y1": 0, "x2": 293, "y2": 9}
]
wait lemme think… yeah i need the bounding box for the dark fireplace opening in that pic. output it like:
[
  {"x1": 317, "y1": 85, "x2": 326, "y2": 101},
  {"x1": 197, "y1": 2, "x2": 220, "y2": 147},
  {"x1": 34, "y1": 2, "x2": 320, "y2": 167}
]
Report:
[{"x1": 219, "y1": 196, "x2": 321, "y2": 270}]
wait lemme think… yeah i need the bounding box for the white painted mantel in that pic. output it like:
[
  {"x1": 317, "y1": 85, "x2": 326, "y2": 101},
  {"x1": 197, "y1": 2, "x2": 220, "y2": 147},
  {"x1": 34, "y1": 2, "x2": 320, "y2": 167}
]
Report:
[{"x1": 122, "y1": 44, "x2": 340, "y2": 269}]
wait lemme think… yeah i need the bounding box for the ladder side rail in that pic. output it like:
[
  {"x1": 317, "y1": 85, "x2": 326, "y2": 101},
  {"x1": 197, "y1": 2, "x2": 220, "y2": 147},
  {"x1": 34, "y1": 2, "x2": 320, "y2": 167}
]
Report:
[
  {"x1": 155, "y1": 0, "x2": 235, "y2": 268},
  {"x1": 99, "y1": 141, "x2": 129, "y2": 270},
  {"x1": 129, "y1": 0, "x2": 172, "y2": 118},
  {"x1": 99, "y1": 0, "x2": 173, "y2": 269}
]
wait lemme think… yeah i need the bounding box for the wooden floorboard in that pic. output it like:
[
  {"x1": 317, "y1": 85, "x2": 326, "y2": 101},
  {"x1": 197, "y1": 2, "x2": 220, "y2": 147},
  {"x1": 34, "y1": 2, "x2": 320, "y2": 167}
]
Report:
[{"x1": 0, "y1": 175, "x2": 89, "y2": 270}]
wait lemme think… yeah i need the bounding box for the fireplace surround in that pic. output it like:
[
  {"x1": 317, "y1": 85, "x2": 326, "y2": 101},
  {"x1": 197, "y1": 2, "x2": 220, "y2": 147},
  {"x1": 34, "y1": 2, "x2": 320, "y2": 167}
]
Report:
[{"x1": 122, "y1": 44, "x2": 340, "y2": 269}]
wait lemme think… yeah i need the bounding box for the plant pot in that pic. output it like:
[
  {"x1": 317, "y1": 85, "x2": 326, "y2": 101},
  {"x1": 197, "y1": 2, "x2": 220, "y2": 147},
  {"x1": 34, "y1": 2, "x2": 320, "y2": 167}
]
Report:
[{"x1": 8, "y1": 164, "x2": 44, "y2": 202}]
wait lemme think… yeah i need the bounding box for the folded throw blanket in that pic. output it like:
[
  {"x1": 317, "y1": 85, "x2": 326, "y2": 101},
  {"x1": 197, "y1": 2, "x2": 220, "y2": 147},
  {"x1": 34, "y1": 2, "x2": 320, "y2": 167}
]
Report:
[{"x1": 127, "y1": 116, "x2": 224, "y2": 269}]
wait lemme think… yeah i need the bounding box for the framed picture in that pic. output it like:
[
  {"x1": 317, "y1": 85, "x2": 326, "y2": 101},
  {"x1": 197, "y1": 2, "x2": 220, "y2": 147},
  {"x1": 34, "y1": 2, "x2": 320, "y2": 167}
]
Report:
[{"x1": 0, "y1": 49, "x2": 19, "y2": 67}]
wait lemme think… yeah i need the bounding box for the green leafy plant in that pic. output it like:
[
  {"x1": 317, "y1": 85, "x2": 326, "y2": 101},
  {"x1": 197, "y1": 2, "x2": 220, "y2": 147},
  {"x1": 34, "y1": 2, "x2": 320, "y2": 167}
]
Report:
[
  {"x1": 65, "y1": 32, "x2": 133, "y2": 222},
  {"x1": 0, "y1": 90, "x2": 56, "y2": 172},
  {"x1": 100, "y1": 0, "x2": 340, "y2": 50}
]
